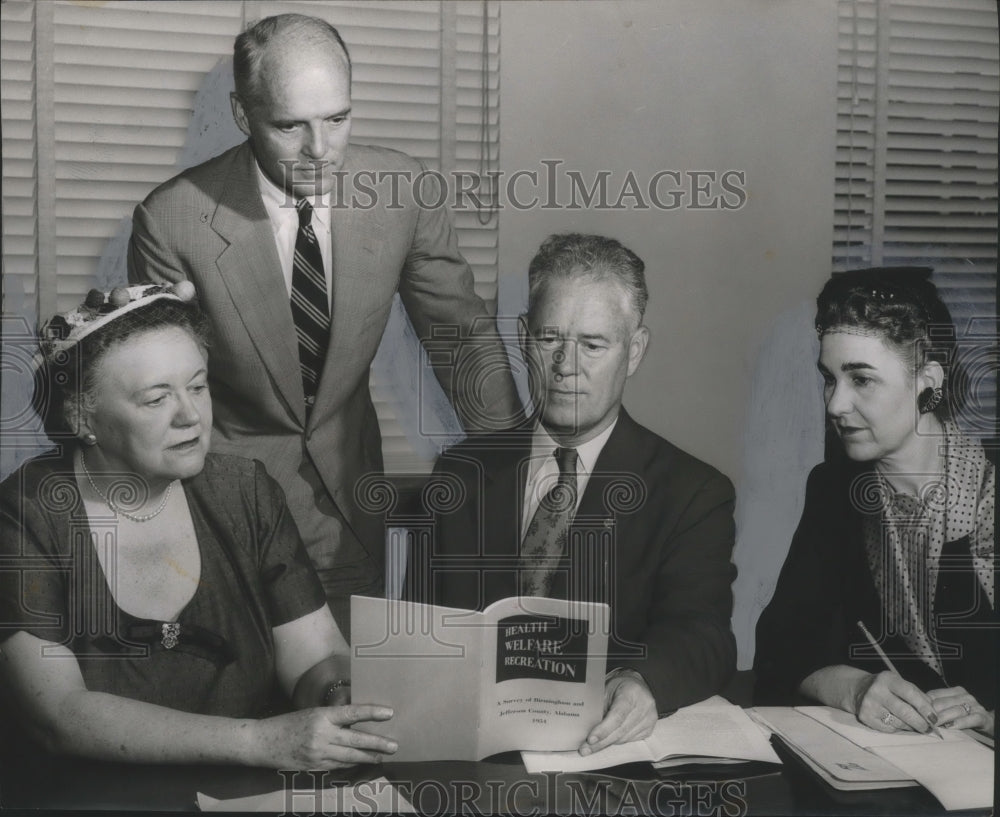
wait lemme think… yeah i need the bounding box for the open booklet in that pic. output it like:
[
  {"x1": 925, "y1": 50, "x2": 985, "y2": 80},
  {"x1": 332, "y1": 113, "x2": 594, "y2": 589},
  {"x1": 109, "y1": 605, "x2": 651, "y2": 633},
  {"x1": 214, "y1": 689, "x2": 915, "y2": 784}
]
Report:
[
  {"x1": 522, "y1": 696, "x2": 781, "y2": 773},
  {"x1": 751, "y1": 705, "x2": 993, "y2": 811},
  {"x1": 350, "y1": 595, "x2": 609, "y2": 762}
]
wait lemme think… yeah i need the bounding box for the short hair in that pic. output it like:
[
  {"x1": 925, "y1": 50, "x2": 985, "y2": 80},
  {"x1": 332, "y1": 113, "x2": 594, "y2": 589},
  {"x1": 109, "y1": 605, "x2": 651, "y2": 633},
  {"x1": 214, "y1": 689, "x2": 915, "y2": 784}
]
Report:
[
  {"x1": 34, "y1": 298, "x2": 212, "y2": 439},
  {"x1": 527, "y1": 233, "x2": 649, "y2": 328},
  {"x1": 815, "y1": 266, "x2": 964, "y2": 418},
  {"x1": 234, "y1": 14, "x2": 352, "y2": 107}
]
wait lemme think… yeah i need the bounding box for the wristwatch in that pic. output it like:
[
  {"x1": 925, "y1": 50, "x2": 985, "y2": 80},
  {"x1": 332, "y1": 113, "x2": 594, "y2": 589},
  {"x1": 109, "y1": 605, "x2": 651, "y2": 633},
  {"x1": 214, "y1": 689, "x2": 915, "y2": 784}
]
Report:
[{"x1": 321, "y1": 679, "x2": 351, "y2": 707}]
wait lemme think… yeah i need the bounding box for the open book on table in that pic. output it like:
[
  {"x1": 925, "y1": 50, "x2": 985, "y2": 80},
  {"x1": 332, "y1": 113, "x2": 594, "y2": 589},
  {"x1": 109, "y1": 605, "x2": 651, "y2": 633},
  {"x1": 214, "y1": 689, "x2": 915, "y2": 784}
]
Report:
[
  {"x1": 350, "y1": 595, "x2": 609, "y2": 762},
  {"x1": 521, "y1": 696, "x2": 781, "y2": 773},
  {"x1": 751, "y1": 705, "x2": 993, "y2": 811}
]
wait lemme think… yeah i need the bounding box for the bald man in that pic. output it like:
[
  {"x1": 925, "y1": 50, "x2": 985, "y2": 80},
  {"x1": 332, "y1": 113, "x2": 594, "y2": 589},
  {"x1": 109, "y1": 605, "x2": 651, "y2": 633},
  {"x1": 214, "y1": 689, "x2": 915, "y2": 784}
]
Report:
[{"x1": 128, "y1": 14, "x2": 522, "y2": 630}]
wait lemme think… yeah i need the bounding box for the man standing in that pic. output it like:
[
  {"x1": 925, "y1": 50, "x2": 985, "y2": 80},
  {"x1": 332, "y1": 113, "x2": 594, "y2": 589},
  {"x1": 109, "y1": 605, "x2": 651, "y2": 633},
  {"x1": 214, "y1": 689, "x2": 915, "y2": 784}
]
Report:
[
  {"x1": 128, "y1": 14, "x2": 522, "y2": 630},
  {"x1": 417, "y1": 234, "x2": 737, "y2": 753}
]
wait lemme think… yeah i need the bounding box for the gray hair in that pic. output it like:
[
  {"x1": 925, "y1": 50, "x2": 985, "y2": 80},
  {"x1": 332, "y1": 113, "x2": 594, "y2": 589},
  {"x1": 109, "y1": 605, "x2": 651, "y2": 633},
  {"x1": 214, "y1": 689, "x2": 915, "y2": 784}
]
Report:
[
  {"x1": 234, "y1": 14, "x2": 351, "y2": 107},
  {"x1": 527, "y1": 233, "x2": 648, "y2": 326}
]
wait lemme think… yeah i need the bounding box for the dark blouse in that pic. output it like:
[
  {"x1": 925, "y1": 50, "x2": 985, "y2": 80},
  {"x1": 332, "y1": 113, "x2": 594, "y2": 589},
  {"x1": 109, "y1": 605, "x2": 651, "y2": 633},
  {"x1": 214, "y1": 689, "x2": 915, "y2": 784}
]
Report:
[
  {"x1": 754, "y1": 458, "x2": 996, "y2": 710},
  {"x1": 0, "y1": 451, "x2": 326, "y2": 718}
]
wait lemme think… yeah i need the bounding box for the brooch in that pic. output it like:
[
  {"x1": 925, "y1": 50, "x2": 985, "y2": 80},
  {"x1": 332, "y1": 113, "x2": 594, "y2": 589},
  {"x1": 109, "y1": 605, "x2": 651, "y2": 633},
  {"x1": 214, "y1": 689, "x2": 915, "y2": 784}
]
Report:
[{"x1": 161, "y1": 622, "x2": 181, "y2": 650}]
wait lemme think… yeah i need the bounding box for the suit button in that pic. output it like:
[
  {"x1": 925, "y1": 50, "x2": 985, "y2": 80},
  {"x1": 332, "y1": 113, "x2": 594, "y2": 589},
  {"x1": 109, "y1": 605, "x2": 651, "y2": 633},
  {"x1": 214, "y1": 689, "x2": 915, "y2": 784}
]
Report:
[{"x1": 305, "y1": 396, "x2": 316, "y2": 406}]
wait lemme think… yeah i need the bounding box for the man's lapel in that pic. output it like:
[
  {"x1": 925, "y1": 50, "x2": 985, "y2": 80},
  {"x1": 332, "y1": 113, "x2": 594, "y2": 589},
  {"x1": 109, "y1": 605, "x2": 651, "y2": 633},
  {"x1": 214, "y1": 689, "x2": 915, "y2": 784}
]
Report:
[
  {"x1": 483, "y1": 437, "x2": 532, "y2": 557},
  {"x1": 311, "y1": 149, "x2": 387, "y2": 422},
  {"x1": 211, "y1": 143, "x2": 306, "y2": 424},
  {"x1": 560, "y1": 411, "x2": 648, "y2": 601},
  {"x1": 576, "y1": 410, "x2": 645, "y2": 519}
]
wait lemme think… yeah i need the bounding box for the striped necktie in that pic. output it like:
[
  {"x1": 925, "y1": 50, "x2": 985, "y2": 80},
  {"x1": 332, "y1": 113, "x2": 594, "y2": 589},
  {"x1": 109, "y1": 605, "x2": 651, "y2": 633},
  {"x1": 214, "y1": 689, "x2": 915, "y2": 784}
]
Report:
[
  {"x1": 291, "y1": 198, "x2": 330, "y2": 407},
  {"x1": 520, "y1": 447, "x2": 579, "y2": 597}
]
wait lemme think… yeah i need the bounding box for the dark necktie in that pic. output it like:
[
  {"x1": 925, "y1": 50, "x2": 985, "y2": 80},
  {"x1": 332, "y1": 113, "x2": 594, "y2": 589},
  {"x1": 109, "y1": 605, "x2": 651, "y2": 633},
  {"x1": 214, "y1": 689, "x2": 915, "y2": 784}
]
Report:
[
  {"x1": 291, "y1": 199, "x2": 330, "y2": 406},
  {"x1": 520, "y1": 447, "x2": 579, "y2": 596}
]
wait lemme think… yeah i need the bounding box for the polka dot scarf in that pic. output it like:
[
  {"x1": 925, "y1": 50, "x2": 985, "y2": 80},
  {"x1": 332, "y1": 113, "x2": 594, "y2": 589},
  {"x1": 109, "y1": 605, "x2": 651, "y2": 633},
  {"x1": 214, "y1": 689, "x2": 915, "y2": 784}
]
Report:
[{"x1": 864, "y1": 422, "x2": 995, "y2": 680}]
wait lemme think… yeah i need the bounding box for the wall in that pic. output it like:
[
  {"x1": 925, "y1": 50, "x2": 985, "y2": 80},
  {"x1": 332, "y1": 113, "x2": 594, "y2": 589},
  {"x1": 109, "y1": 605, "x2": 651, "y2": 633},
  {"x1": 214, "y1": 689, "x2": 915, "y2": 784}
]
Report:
[{"x1": 497, "y1": 0, "x2": 839, "y2": 666}]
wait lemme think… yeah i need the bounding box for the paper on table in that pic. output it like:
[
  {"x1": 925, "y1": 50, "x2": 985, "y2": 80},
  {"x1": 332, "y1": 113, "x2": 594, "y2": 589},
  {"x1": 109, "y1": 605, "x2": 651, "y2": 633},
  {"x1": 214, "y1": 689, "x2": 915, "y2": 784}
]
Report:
[
  {"x1": 875, "y1": 740, "x2": 994, "y2": 811},
  {"x1": 196, "y1": 776, "x2": 415, "y2": 813},
  {"x1": 797, "y1": 706, "x2": 969, "y2": 748},
  {"x1": 774, "y1": 736, "x2": 915, "y2": 792},
  {"x1": 792, "y1": 706, "x2": 993, "y2": 810},
  {"x1": 644, "y1": 698, "x2": 777, "y2": 762},
  {"x1": 652, "y1": 756, "x2": 748, "y2": 769},
  {"x1": 751, "y1": 707, "x2": 916, "y2": 787},
  {"x1": 522, "y1": 696, "x2": 780, "y2": 773}
]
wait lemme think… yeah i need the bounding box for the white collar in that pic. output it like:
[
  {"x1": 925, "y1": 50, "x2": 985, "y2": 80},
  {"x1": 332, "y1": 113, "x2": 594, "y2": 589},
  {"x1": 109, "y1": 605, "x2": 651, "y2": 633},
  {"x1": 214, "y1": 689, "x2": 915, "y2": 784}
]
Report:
[
  {"x1": 528, "y1": 417, "x2": 619, "y2": 478},
  {"x1": 255, "y1": 161, "x2": 331, "y2": 231}
]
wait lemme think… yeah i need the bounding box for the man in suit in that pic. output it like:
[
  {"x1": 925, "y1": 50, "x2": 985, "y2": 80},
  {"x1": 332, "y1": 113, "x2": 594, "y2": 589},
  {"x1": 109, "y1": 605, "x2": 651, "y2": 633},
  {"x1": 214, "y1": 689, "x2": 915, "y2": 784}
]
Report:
[
  {"x1": 415, "y1": 234, "x2": 737, "y2": 754},
  {"x1": 128, "y1": 14, "x2": 522, "y2": 631}
]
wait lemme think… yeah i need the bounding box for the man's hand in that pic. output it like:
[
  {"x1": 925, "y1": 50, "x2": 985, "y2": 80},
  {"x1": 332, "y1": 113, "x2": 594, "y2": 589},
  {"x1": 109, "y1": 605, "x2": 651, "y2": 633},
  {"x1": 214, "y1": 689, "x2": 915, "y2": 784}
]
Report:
[{"x1": 579, "y1": 669, "x2": 657, "y2": 755}]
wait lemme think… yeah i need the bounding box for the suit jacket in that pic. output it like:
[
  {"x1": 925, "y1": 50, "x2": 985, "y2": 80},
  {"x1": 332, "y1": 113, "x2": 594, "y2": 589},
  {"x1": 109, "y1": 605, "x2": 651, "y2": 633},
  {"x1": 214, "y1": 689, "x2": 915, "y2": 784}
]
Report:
[
  {"x1": 128, "y1": 141, "x2": 521, "y2": 604},
  {"x1": 412, "y1": 410, "x2": 738, "y2": 712}
]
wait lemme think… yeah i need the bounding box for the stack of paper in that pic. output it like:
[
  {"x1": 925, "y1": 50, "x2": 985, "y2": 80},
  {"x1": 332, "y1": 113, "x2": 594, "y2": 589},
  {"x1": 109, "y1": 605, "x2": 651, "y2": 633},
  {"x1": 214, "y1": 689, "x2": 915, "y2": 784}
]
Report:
[{"x1": 521, "y1": 695, "x2": 781, "y2": 773}]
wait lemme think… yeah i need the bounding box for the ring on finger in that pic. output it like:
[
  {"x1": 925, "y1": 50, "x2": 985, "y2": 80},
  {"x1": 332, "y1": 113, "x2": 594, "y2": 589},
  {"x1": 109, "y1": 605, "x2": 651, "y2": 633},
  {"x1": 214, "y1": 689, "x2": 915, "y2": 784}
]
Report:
[
  {"x1": 962, "y1": 703, "x2": 972, "y2": 715},
  {"x1": 881, "y1": 712, "x2": 894, "y2": 726}
]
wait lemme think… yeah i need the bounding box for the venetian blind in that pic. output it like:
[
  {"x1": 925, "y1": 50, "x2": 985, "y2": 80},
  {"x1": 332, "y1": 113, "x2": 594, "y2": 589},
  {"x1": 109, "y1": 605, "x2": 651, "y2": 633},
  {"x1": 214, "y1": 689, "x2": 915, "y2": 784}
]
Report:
[
  {"x1": 835, "y1": 0, "x2": 999, "y2": 434},
  {"x1": 1, "y1": 0, "x2": 38, "y2": 323},
  {"x1": 0, "y1": 0, "x2": 501, "y2": 474}
]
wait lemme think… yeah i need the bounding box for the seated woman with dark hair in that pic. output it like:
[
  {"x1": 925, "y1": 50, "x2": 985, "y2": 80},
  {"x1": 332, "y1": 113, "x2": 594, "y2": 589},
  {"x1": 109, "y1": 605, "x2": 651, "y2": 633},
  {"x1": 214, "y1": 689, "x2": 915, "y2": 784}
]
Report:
[
  {"x1": 0, "y1": 283, "x2": 397, "y2": 767},
  {"x1": 754, "y1": 267, "x2": 995, "y2": 737}
]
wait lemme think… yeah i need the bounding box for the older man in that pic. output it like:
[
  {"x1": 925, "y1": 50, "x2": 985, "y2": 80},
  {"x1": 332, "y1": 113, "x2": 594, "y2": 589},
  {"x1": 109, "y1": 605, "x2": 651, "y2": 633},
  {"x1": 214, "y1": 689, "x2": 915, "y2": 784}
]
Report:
[
  {"x1": 128, "y1": 14, "x2": 522, "y2": 630},
  {"x1": 415, "y1": 234, "x2": 737, "y2": 753}
]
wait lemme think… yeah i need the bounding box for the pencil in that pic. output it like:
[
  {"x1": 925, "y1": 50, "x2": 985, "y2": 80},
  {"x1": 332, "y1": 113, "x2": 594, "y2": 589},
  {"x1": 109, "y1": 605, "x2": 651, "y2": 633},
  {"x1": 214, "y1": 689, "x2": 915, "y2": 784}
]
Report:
[{"x1": 856, "y1": 620, "x2": 944, "y2": 739}]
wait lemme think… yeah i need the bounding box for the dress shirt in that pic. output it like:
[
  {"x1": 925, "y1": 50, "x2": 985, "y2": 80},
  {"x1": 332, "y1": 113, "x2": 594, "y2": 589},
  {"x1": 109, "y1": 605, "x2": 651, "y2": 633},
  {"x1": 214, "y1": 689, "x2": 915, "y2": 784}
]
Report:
[
  {"x1": 520, "y1": 417, "x2": 618, "y2": 539},
  {"x1": 256, "y1": 162, "x2": 333, "y2": 308}
]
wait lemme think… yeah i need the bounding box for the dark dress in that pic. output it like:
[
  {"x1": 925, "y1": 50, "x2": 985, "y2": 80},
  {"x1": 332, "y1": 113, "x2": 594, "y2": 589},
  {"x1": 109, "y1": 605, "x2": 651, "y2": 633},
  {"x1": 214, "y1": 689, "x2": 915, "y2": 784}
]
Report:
[
  {"x1": 0, "y1": 451, "x2": 326, "y2": 719},
  {"x1": 753, "y1": 457, "x2": 996, "y2": 710}
]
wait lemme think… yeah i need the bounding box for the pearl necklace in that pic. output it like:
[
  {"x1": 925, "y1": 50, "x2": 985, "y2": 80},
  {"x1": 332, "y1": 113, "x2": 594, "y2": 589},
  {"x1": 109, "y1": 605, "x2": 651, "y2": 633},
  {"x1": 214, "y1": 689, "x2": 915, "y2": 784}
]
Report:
[{"x1": 80, "y1": 452, "x2": 175, "y2": 523}]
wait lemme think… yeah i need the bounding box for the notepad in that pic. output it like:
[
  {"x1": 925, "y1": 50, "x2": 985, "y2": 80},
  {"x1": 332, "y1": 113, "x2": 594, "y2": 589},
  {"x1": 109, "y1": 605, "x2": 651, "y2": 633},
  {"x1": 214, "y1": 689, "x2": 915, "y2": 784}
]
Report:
[
  {"x1": 874, "y1": 741, "x2": 994, "y2": 812},
  {"x1": 753, "y1": 705, "x2": 994, "y2": 811},
  {"x1": 796, "y1": 706, "x2": 968, "y2": 748},
  {"x1": 796, "y1": 707, "x2": 994, "y2": 811},
  {"x1": 751, "y1": 707, "x2": 916, "y2": 790}
]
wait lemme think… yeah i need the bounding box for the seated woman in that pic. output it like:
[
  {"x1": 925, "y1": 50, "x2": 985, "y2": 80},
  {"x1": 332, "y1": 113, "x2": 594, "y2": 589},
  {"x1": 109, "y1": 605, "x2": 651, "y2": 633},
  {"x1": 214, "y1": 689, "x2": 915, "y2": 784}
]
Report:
[
  {"x1": 754, "y1": 267, "x2": 994, "y2": 737},
  {"x1": 0, "y1": 283, "x2": 397, "y2": 768}
]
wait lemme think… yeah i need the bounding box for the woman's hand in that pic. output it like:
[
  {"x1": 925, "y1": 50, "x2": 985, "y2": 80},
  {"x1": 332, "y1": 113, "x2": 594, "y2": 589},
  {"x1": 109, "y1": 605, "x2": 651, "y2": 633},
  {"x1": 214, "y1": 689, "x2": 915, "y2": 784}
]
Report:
[
  {"x1": 579, "y1": 670, "x2": 657, "y2": 755},
  {"x1": 926, "y1": 687, "x2": 994, "y2": 737},
  {"x1": 252, "y1": 705, "x2": 396, "y2": 770},
  {"x1": 851, "y1": 670, "x2": 939, "y2": 734}
]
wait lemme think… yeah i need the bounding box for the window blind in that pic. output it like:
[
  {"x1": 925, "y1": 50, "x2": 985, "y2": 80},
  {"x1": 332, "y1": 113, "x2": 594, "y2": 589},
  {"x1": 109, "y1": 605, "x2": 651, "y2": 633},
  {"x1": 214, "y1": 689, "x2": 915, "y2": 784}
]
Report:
[
  {"x1": 0, "y1": 0, "x2": 501, "y2": 474},
  {"x1": 835, "y1": 0, "x2": 999, "y2": 435},
  {"x1": 50, "y1": 0, "x2": 244, "y2": 314},
  {"x1": 1, "y1": 0, "x2": 38, "y2": 323}
]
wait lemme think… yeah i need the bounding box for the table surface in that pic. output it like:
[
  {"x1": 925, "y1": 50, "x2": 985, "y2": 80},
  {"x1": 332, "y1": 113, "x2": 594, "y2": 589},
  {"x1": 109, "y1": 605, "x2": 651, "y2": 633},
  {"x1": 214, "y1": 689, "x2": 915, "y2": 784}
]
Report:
[
  {"x1": 0, "y1": 742, "x2": 988, "y2": 815},
  {"x1": 0, "y1": 674, "x2": 992, "y2": 815}
]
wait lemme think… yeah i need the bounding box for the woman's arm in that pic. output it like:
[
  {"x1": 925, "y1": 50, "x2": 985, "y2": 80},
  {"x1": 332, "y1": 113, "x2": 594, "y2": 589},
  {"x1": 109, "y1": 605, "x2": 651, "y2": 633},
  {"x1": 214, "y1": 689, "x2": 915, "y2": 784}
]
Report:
[
  {"x1": 272, "y1": 605, "x2": 352, "y2": 709},
  {"x1": 0, "y1": 631, "x2": 394, "y2": 768},
  {"x1": 800, "y1": 665, "x2": 938, "y2": 734}
]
